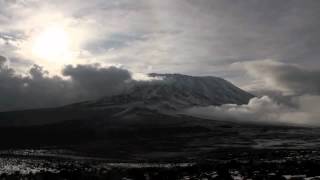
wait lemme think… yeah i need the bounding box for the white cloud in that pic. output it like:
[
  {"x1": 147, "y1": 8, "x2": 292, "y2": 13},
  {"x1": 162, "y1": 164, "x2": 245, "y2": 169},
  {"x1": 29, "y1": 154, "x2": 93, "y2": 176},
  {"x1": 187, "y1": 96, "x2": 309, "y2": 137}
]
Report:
[
  {"x1": 184, "y1": 95, "x2": 320, "y2": 126},
  {"x1": 132, "y1": 72, "x2": 163, "y2": 81},
  {"x1": 185, "y1": 60, "x2": 320, "y2": 127}
]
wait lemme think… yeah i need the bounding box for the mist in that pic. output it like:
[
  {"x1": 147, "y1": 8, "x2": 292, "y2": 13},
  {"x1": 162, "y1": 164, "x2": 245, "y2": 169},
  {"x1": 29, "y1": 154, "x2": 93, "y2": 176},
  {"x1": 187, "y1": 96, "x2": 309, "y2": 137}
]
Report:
[{"x1": 184, "y1": 95, "x2": 320, "y2": 126}]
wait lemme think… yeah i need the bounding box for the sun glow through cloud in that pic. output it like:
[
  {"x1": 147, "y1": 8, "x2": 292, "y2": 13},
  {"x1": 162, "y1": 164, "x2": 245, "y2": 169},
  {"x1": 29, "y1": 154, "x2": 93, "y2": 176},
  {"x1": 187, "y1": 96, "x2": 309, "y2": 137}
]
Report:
[{"x1": 31, "y1": 26, "x2": 72, "y2": 63}]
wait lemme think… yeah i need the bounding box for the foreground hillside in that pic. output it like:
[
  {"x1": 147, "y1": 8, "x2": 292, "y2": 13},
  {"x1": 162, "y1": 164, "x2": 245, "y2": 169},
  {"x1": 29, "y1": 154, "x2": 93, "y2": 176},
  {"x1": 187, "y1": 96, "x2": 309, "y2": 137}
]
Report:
[{"x1": 0, "y1": 108, "x2": 319, "y2": 161}]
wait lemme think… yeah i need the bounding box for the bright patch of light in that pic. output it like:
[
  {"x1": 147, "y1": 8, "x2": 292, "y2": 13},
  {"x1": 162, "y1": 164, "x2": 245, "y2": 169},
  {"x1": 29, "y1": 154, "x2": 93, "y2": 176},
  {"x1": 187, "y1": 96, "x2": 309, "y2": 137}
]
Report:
[
  {"x1": 31, "y1": 26, "x2": 71, "y2": 62},
  {"x1": 132, "y1": 73, "x2": 163, "y2": 81}
]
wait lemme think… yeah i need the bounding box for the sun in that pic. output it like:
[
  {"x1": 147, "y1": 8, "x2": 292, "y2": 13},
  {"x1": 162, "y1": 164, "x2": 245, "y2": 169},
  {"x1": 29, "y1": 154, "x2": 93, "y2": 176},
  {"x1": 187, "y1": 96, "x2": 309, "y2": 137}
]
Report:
[{"x1": 31, "y1": 26, "x2": 71, "y2": 62}]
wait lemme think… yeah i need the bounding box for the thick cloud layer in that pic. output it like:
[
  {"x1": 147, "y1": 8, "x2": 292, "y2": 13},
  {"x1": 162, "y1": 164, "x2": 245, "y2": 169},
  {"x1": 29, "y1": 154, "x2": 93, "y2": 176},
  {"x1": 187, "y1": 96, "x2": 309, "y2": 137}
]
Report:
[
  {"x1": 185, "y1": 61, "x2": 320, "y2": 126},
  {"x1": 0, "y1": 58, "x2": 132, "y2": 111}
]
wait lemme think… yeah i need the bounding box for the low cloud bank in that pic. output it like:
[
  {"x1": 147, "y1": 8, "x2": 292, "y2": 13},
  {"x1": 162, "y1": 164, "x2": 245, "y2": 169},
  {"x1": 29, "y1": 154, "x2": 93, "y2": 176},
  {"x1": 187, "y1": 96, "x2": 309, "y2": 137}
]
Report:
[
  {"x1": 185, "y1": 95, "x2": 320, "y2": 126},
  {"x1": 185, "y1": 60, "x2": 320, "y2": 126}
]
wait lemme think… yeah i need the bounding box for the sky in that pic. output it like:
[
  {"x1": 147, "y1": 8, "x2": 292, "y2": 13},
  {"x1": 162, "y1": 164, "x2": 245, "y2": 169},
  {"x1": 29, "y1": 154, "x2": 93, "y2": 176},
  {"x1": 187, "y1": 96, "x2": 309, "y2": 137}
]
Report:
[{"x1": 0, "y1": 0, "x2": 320, "y2": 119}]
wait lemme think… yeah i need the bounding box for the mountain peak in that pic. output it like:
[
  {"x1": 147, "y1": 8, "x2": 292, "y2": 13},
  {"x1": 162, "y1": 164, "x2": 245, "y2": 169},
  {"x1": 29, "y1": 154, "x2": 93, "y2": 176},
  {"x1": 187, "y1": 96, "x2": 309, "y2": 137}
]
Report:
[
  {"x1": 148, "y1": 73, "x2": 222, "y2": 79},
  {"x1": 0, "y1": 73, "x2": 254, "y2": 127},
  {"x1": 72, "y1": 74, "x2": 254, "y2": 111}
]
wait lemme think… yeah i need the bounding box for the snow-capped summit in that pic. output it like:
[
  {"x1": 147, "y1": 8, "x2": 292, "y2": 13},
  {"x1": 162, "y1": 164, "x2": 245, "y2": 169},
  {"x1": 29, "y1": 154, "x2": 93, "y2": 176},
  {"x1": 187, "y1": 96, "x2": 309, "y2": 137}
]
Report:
[{"x1": 70, "y1": 73, "x2": 254, "y2": 110}]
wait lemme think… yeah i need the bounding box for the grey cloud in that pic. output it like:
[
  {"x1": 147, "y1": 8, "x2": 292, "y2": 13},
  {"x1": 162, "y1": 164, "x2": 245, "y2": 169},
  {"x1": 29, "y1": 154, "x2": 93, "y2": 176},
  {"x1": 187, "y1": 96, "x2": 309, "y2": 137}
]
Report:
[
  {"x1": 0, "y1": 55, "x2": 6, "y2": 65},
  {"x1": 235, "y1": 60, "x2": 320, "y2": 95},
  {"x1": 3, "y1": 0, "x2": 320, "y2": 78},
  {"x1": 62, "y1": 64, "x2": 131, "y2": 98},
  {"x1": 83, "y1": 0, "x2": 320, "y2": 77},
  {"x1": 0, "y1": 59, "x2": 133, "y2": 111},
  {"x1": 0, "y1": 34, "x2": 21, "y2": 48}
]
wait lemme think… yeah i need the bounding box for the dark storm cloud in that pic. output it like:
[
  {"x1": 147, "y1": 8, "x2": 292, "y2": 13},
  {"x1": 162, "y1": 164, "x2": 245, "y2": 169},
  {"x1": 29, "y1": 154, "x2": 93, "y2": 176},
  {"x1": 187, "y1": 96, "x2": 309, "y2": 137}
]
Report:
[
  {"x1": 62, "y1": 64, "x2": 131, "y2": 98},
  {"x1": 0, "y1": 59, "x2": 133, "y2": 111}
]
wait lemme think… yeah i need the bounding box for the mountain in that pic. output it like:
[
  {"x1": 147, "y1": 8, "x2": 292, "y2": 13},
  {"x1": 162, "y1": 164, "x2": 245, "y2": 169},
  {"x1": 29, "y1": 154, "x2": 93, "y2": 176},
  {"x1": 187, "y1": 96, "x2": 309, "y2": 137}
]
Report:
[
  {"x1": 67, "y1": 73, "x2": 254, "y2": 111},
  {"x1": 0, "y1": 74, "x2": 259, "y2": 160},
  {"x1": 0, "y1": 74, "x2": 253, "y2": 127}
]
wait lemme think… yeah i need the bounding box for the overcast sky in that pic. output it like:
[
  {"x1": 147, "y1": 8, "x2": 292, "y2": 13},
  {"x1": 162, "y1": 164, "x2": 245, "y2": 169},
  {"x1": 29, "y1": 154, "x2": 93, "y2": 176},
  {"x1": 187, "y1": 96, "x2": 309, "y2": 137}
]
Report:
[
  {"x1": 1, "y1": 0, "x2": 320, "y2": 78},
  {"x1": 1, "y1": 0, "x2": 320, "y2": 113}
]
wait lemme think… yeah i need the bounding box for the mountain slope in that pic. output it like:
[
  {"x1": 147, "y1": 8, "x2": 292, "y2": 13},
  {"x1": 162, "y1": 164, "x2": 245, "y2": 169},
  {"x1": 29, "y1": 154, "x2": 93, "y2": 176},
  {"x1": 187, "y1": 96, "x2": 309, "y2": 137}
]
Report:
[
  {"x1": 0, "y1": 74, "x2": 253, "y2": 127},
  {"x1": 0, "y1": 74, "x2": 314, "y2": 161},
  {"x1": 68, "y1": 73, "x2": 254, "y2": 110}
]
